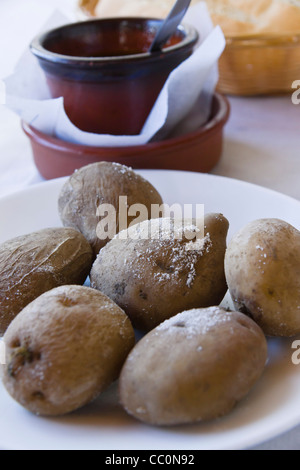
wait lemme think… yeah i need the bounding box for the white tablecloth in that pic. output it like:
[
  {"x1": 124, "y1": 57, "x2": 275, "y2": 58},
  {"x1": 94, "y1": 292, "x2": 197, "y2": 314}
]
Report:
[{"x1": 0, "y1": 0, "x2": 300, "y2": 451}]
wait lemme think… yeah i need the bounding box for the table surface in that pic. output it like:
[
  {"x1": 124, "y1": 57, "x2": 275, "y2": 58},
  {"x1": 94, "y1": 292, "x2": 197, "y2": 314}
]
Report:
[{"x1": 0, "y1": 0, "x2": 300, "y2": 451}]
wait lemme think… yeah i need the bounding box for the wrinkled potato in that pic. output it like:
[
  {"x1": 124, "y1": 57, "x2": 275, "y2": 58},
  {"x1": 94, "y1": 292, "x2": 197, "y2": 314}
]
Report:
[
  {"x1": 119, "y1": 306, "x2": 268, "y2": 426},
  {"x1": 90, "y1": 214, "x2": 229, "y2": 332},
  {"x1": 225, "y1": 218, "x2": 300, "y2": 337},
  {"x1": 1, "y1": 285, "x2": 135, "y2": 416},
  {"x1": 58, "y1": 162, "x2": 164, "y2": 256},
  {"x1": 0, "y1": 228, "x2": 93, "y2": 335}
]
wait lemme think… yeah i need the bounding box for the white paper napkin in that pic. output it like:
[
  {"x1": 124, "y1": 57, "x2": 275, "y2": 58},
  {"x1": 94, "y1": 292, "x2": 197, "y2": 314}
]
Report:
[{"x1": 4, "y1": 2, "x2": 225, "y2": 147}]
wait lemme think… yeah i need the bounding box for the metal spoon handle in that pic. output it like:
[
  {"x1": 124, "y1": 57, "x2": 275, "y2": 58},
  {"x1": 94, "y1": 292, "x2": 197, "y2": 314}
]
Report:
[{"x1": 149, "y1": 0, "x2": 192, "y2": 53}]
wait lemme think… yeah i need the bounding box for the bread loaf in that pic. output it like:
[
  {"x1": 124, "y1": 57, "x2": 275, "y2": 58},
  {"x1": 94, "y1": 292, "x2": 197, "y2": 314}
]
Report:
[
  {"x1": 84, "y1": 0, "x2": 300, "y2": 36},
  {"x1": 94, "y1": 0, "x2": 199, "y2": 19}
]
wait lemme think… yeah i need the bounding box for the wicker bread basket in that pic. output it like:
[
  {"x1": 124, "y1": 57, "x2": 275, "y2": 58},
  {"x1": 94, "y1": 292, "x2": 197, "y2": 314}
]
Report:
[{"x1": 217, "y1": 33, "x2": 300, "y2": 96}]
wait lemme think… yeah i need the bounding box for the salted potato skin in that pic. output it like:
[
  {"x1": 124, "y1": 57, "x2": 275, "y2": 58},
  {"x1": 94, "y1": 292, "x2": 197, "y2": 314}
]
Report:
[
  {"x1": 58, "y1": 161, "x2": 164, "y2": 255},
  {"x1": 0, "y1": 227, "x2": 93, "y2": 335},
  {"x1": 119, "y1": 307, "x2": 267, "y2": 426},
  {"x1": 225, "y1": 218, "x2": 300, "y2": 337},
  {"x1": 1, "y1": 285, "x2": 135, "y2": 416},
  {"x1": 90, "y1": 213, "x2": 229, "y2": 332}
]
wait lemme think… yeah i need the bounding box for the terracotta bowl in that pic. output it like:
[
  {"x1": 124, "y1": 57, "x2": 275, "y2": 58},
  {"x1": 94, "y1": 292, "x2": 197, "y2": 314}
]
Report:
[
  {"x1": 30, "y1": 18, "x2": 198, "y2": 135},
  {"x1": 22, "y1": 93, "x2": 230, "y2": 180}
]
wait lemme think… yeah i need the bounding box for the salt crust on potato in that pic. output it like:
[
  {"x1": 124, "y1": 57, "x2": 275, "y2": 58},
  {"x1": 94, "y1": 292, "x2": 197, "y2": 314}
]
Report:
[
  {"x1": 0, "y1": 227, "x2": 93, "y2": 335},
  {"x1": 58, "y1": 162, "x2": 163, "y2": 256},
  {"x1": 225, "y1": 218, "x2": 300, "y2": 337},
  {"x1": 2, "y1": 285, "x2": 135, "y2": 416},
  {"x1": 119, "y1": 306, "x2": 268, "y2": 426},
  {"x1": 90, "y1": 214, "x2": 229, "y2": 332}
]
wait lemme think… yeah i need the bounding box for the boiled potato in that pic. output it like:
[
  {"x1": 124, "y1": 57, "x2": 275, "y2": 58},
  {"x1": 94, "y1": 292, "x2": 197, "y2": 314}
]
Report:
[
  {"x1": 90, "y1": 214, "x2": 229, "y2": 332},
  {"x1": 1, "y1": 285, "x2": 135, "y2": 416},
  {"x1": 0, "y1": 228, "x2": 93, "y2": 335},
  {"x1": 225, "y1": 218, "x2": 300, "y2": 337},
  {"x1": 119, "y1": 306, "x2": 267, "y2": 426},
  {"x1": 58, "y1": 162, "x2": 163, "y2": 256}
]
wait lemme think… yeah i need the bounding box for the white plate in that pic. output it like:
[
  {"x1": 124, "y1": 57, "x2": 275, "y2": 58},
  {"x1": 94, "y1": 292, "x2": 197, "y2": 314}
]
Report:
[{"x1": 0, "y1": 170, "x2": 300, "y2": 451}]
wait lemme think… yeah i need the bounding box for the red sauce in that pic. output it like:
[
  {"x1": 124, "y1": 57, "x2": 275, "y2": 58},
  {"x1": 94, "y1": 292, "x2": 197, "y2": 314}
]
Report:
[{"x1": 44, "y1": 22, "x2": 183, "y2": 58}]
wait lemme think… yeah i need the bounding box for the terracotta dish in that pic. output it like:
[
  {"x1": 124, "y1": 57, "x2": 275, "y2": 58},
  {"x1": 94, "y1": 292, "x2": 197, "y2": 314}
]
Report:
[
  {"x1": 22, "y1": 93, "x2": 230, "y2": 180},
  {"x1": 30, "y1": 18, "x2": 198, "y2": 135}
]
